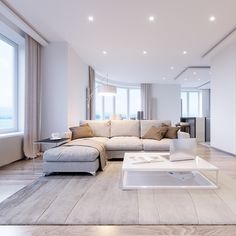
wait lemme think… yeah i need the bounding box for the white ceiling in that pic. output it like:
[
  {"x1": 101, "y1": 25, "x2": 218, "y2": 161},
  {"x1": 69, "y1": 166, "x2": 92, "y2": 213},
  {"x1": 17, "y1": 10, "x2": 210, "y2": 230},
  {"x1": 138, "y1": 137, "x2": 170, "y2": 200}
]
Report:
[{"x1": 4, "y1": 0, "x2": 236, "y2": 86}]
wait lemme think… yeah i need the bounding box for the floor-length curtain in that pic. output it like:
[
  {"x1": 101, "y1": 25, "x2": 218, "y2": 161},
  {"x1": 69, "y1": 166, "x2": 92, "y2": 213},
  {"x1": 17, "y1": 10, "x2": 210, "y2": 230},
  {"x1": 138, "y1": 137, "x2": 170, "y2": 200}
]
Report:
[
  {"x1": 24, "y1": 35, "x2": 42, "y2": 158},
  {"x1": 86, "y1": 66, "x2": 95, "y2": 120},
  {"x1": 141, "y1": 83, "x2": 152, "y2": 120}
]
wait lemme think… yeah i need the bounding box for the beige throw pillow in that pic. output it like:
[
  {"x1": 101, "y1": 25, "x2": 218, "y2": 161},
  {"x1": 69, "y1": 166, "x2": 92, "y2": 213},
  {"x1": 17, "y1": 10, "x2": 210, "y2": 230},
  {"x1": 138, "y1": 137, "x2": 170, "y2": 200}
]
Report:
[
  {"x1": 142, "y1": 126, "x2": 168, "y2": 141},
  {"x1": 69, "y1": 123, "x2": 94, "y2": 140},
  {"x1": 164, "y1": 126, "x2": 180, "y2": 139}
]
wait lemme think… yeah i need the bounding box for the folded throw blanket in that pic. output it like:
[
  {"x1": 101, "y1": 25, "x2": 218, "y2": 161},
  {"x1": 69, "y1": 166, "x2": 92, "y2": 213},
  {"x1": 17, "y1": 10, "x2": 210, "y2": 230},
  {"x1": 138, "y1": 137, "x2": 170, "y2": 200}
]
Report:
[{"x1": 64, "y1": 139, "x2": 107, "y2": 170}]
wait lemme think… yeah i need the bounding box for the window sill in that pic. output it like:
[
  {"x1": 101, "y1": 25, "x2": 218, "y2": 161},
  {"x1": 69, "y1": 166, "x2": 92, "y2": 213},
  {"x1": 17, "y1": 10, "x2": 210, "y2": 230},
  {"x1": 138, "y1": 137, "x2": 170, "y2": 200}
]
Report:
[{"x1": 0, "y1": 132, "x2": 24, "y2": 139}]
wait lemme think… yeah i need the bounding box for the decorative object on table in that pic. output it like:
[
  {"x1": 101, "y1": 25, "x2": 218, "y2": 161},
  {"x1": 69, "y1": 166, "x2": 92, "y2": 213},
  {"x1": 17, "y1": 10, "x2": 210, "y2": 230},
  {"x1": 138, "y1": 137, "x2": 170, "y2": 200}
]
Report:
[
  {"x1": 50, "y1": 132, "x2": 61, "y2": 140},
  {"x1": 129, "y1": 155, "x2": 164, "y2": 164},
  {"x1": 169, "y1": 138, "x2": 197, "y2": 161}
]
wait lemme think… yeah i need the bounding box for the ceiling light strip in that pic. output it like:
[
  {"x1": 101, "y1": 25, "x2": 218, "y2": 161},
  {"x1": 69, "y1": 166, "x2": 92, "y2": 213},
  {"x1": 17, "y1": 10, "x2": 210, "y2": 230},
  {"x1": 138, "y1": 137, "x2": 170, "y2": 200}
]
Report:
[
  {"x1": 202, "y1": 26, "x2": 236, "y2": 58},
  {"x1": 0, "y1": 1, "x2": 48, "y2": 46},
  {"x1": 174, "y1": 66, "x2": 210, "y2": 80}
]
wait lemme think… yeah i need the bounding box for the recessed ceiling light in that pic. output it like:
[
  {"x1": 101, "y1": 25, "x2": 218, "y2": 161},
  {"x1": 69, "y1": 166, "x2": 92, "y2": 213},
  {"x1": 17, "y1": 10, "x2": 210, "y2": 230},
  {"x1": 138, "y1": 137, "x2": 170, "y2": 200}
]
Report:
[
  {"x1": 162, "y1": 77, "x2": 166, "y2": 80},
  {"x1": 193, "y1": 71, "x2": 197, "y2": 75},
  {"x1": 209, "y1": 16, "x2": 216, "y2": 22},
  {"x1": 198, "y1": 78, "x2": 201, "y2": 81},
  {"x1": 182, "y1": 50, "x2": 187, "y2": 55},
  {"x1": 143, "y1": 50, "x2": 147, "y2": 55},
  {"x1": 148, "y1": 16, "x2": 155, "y2": 22},
  {"x1": 102, "y1": 50, "x2": 107, "y2": 55},
  {"x1": 170, "y1": 66, "x2": 174, "y2": 70},
  {"x1": 88, "y1": 16, "x2": 94, "y2": 22},
  {"x1": 184, "y1": 78, "x2": 188, "y2": 81}
]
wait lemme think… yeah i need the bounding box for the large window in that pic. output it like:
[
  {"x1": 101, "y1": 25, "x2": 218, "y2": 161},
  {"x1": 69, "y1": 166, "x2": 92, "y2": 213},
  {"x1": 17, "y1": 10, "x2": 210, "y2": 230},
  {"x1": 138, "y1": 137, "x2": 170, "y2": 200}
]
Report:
[
  {"x1": 0, "y1": 35, "x2": 18, "y2": 134},
  {"x1": 95, "y1": 82, "x2": 141, "y2": 120},
  {"x1": 115, "y1": 88, "x2": 128, "y2": 119},
  {"x1": 181, "y1": 91, "x2": 202, "y2": 117}
]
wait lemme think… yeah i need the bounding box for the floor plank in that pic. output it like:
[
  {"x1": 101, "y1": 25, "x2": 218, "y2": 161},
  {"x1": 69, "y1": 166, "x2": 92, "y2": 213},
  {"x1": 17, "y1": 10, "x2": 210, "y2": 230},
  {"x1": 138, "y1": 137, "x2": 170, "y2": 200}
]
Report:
[
  {"x1": 188, "y1": 189, "x2": 236, "y2": 224},
  {"x1": 154, "y1": 189, "x2": 198, "y2": 224},
  {"x1": 0, "y1": 225, "x2": 236, "y2": 236},
  {"x1": 37, "y1": 175, "x2": 96, "y2": 224},
  {"x1": 138, "y1": 190, "x2": 160, "y2": 224}
]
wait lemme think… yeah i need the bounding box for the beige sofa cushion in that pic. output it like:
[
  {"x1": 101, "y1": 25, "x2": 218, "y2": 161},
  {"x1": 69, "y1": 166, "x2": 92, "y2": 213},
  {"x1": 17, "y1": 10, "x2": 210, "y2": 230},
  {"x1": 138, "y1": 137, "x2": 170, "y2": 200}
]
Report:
[
  {"x1": 44, "y1": 146, "x2": 99, "y2": 162},
  {"x1": 69, "y1": 124, "x2": 94, "y2": 140},
  {"x1": 142, "y1": 126, "x2": 168, "y2": 140},
  {"x1": 110, "y1": 120, "x2": 140, "y2": 137},
  {"x1": 140, "y1": 120, "x2": 171, "y2": 137},
  {"x1": 81, "y1": 137, "x2": 109, "y2": 145},
  {"x1": 164, "y1": 127, "x2": 180, "y2": 139},
  {"x1": 142, "y1": 138, "x2": 171, "y2": 151},
  {"x1": 80, "y1": 120, "x2": 110, "y2": 137},
  {"x1": 105, "y1": 137, "x2": 143, "y2": 151}
]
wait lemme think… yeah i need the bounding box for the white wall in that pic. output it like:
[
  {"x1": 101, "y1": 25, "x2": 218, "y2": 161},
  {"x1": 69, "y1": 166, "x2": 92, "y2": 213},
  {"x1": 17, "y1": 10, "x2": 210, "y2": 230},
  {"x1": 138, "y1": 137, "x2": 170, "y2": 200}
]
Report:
[
  {"x1": 41, "y1": 42, "x2": 88, "y2": 138},
  {"x1": 0, "y1": 133, "x2": 23, "y2": 167},
  {"x1": 201, "y1": 89, "x2": 210, "y2": 118},
  {"x1": 67, "y1": 46, "x2": 88, "y2": 127},
  {"x1": 41, "y1": 42, "x2": 69, "y2": 138},
  {"x1": 151, "y1": 84, "x2": 181, "y2": 125},
  {"x1": 211, "y1": 42, "x2": 236, "y2": 154}
]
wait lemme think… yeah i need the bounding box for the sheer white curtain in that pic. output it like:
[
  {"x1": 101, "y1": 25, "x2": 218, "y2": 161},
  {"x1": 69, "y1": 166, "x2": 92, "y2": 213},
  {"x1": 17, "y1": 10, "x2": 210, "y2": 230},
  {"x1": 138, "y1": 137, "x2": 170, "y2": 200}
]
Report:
[
  {"x1": 141, "y1": 83, "x2": 152, "y2": 120},
  {"x1": 24, "y1": 35, "x2": 42, "y2": 158},
  {"x1": 86, "y1": 66, "x2": 96, "y2": 120}
]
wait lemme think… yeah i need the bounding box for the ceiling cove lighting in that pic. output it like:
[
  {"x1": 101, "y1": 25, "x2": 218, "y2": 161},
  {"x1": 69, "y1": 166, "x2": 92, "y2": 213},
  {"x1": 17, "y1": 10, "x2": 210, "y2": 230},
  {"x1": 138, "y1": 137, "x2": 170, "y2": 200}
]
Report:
[
  {"x1": 209, "y1": 16, "x2": 216, "y2": 22},
  {"x1": 148, "y1": 16, "x2": 155, "y2": 22},
  {"x1": 88, "y1": 16, "x2": 94, "y2": 22}
]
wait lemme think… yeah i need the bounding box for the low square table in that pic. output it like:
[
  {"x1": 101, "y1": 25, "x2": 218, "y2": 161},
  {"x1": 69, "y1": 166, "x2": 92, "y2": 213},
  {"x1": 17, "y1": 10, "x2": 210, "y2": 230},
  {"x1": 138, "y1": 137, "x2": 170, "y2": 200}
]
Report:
[{"x1": 122, "y1": 152, "x2": 219, "y2": 190}]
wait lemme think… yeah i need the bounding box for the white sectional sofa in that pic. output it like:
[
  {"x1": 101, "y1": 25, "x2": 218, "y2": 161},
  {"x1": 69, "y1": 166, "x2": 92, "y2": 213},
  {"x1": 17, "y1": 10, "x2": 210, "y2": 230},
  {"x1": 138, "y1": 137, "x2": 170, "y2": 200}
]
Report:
[
  {"x1": 80, "y1": 120, "x2": 190, "y2": 159},
  {"x1": 43, "y1": 119, "x2": 190, "y2": 175}
]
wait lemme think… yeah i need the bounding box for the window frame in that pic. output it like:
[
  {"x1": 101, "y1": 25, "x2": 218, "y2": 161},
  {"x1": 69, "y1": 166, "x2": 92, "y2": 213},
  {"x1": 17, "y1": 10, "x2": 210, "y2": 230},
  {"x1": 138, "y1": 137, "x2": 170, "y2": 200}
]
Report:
[{"x1": 0, "y1": 33, "x2": 19, "y2": 134}]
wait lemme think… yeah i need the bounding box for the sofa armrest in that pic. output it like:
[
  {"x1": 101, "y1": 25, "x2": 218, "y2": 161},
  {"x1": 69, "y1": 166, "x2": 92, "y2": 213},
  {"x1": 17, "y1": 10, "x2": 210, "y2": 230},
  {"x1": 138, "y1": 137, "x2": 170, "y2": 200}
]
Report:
[{"x1": 177, "y1": 131, "x2": 190, "y2": 139}]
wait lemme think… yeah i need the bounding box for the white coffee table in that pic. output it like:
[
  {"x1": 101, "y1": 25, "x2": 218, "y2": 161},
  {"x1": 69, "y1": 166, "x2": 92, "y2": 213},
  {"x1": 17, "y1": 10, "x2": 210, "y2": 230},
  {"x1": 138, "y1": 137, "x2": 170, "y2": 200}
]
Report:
[{"x1": 122, "y1": 152, "x2": 219, "y2": 190}]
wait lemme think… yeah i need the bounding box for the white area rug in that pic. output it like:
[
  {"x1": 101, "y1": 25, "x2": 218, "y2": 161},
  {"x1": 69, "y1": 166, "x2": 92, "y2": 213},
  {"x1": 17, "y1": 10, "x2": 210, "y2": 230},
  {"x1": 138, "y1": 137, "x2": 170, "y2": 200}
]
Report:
[{"x1": 0, "y1": 162, "x2": 236, "y2": 225}]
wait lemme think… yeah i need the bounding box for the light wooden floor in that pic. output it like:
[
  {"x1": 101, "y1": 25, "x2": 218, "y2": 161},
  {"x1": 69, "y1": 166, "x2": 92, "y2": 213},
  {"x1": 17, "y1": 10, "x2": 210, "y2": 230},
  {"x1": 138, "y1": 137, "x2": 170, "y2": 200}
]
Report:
[{"x1": 0, "y1": 144, "x2": 236, "y2": 235}]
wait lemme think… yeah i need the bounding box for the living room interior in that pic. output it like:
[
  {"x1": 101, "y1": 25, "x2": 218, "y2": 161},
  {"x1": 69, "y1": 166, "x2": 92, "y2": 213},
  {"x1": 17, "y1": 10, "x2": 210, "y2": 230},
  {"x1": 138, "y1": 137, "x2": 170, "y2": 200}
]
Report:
[{"x1": 0, "y1": 0, "x2": 236, "y2": 235}]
